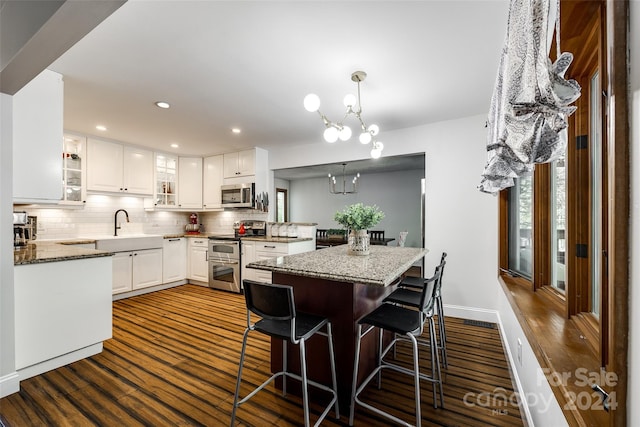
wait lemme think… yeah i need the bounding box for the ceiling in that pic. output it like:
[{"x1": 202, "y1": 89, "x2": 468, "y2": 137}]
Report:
[{"x1": 48, "y1": 0, "x2": 509, "y2": 164}]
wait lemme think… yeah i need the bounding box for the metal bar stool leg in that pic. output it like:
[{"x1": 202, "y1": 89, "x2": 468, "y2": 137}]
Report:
[
  {"x1": 429, "y1": 317, "x2": 444, "y2": 408},
  {"x1": 437, "y1": 296, "x2": 448, "y2": 368},
  {"x1": 409, "y1": 333, "x2": 421, "y2": 427},
  {"x1": 349, "y1": 324, "x2": 363, "y2": 426},
  {"x1": 231, "y1": 328, "x2": 250, "y2": 426},
  {"x1": 299, "y1": 338, "x2": 310, "y2": 427},
  {"x1": 326, "y1": 323, "x2": 340, "y2": 418},
  {"x1": 282, "y1": 340, "x2": 287, "y2": 397}
]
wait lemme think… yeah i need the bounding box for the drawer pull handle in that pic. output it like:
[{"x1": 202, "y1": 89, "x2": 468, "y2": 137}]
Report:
[
  {"x1": 264, "y1": 245, "x2": 276, "y2": 248},
  {"x1": 168, "y1": 238, "x2": 180, "y2": 242}
]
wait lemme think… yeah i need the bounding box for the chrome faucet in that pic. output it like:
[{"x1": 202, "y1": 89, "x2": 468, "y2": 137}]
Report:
[{"x1": 114, "y1": 209, "x2": 130, "y2": 236}]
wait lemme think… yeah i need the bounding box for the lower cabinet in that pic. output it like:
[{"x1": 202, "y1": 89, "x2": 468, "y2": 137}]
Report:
[
  {"x1": 243, "y1": 240, "x2": 315, "y2": 284},
  {"x1": 163, "y1": 237, "x2": 187, "y2": 283},
  {"x1": 112, "y1": 248, "x2": 163, "y2": 294},
  {"x1": 188, "y1": 238, "x2": 209, "y2": 283}
]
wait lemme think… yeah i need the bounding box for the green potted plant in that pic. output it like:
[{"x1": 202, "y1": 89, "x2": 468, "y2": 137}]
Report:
[{"x1": 334, "y1": 203, "x2": 385, "y2": 255}]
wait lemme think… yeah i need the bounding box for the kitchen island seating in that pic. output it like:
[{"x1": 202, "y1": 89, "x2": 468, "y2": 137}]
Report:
[
  {"x1": 393, "y1": 252, "x2": 448, "y2": 367},
  {"x1": 349, "y1": 265, "x2": 443, "y2": 427},
  {"x1": 231, "y1": 280, "x2": 339, "y2": 427}
]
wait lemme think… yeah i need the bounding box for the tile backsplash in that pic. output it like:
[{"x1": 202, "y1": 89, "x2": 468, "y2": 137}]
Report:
[{"x1": 16, "y1": 195, "x2": 268, "y2": 240}]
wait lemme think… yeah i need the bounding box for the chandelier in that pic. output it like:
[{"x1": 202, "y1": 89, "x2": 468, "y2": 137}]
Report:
[
  {"x1": 304, "y1": 71, "x2": 384, "y2": 159},
  {"x1": 329, "y1": 163, "x2": 359, "y2": 194}
]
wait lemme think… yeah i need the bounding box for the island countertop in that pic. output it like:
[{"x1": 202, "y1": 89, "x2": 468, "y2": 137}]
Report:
[
  {"x1": 14, "y1": 242, "x2": 112, "y2": 266},
  {"x1": 247, "y1": 245, "x2": 426, "y2": 287}
]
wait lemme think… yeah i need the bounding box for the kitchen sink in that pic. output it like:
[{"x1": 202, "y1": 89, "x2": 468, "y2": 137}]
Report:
[{"x1": 94, "y1": 234, "x2": 163, "y2": 252}]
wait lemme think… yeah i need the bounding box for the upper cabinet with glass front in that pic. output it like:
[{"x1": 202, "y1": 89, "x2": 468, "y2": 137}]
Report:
[
  {"x1": 154, "y1": 153, "x2": 177, "y2": 208},
  {"x1": 61, "y1": 133, "x2": 87, "y2": 205}
]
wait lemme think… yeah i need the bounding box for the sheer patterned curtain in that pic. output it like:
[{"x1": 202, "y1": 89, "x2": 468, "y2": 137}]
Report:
[{"x1": 478, "y1": 0, "x2": 581, "y2": 194}]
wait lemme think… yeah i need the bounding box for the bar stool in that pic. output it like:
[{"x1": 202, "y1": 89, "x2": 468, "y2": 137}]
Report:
[
  {"x1": 231, "y1": 280, "x2": 339, "y2": 427},
  {"x1": 393, "y1": 252, "x2": 448, "y2": 367},
  {"x1": 349, "y1": 266, "x2": 443, "y2": 427}
]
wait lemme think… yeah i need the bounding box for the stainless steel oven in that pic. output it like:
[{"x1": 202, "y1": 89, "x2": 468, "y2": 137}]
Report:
[{"x1": 208, "y1": 239, "x2": 241, "y2": 293}]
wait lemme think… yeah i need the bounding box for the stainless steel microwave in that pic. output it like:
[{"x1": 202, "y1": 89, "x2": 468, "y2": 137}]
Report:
[{"x1": 221, "y1": 183, "x2": 255, "y2": 208}]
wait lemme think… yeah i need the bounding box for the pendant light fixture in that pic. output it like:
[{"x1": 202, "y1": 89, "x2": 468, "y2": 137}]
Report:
[
  {"x1": 304, "y1": 71, "x2": 384, "y2": 159},
  {"x1": 329, "y1": 163, "x2": 359, "y2": 194}
]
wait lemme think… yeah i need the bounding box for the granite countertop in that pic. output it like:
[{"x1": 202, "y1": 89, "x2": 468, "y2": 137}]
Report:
[
  {"x1": 241, "y1": 236, "x2": 312, "y2": 243},
  {"x1": 14, "y1": 242, "x2": 113, "y2": 266},
  {"x1": 180, "y1": 233, "x2": 312, "y2": 243},
  {"x1": 247, "y1": 245, "x2": 426, "y2": 287}
]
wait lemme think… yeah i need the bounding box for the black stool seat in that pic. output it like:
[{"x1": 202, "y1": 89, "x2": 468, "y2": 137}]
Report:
[
  {"x1": 256, "y1": 313, "x2": 328, "y2": 341},
  {"x1": 358, "y1": 303, "x2": 422, "y2": 335},
  {"x1": 383, "y1": 287, "x2": 422, "y2": 309},
  {"x1": 400, "y1": 275, "x2": 425, "y2": 289}
]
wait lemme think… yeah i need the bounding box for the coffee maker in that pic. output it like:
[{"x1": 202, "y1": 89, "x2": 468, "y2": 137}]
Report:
[{"x1": 13, "y1": 211, "x2": 37, "y2": 247}]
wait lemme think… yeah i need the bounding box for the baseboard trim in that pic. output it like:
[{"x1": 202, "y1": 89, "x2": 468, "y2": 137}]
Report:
[
  {"x1": 17, "y1": 343, "x2": 103, "y2": 382},
  {"x1": 112, "y1": 280, "x2": 187, "y2": 301},
  {"x1": 0, "y1": 371, "x2": 20, "y2": 398},
  {"x1": 442, "y1": 303, "x2": 499, "y2": 323},
  {"x1": 443, "y1": 304, "x2": 534, "y2": 426}
]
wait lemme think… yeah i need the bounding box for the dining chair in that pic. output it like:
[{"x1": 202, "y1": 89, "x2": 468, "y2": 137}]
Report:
[
  {"x1": 368, "y1": 230, "x2": 385, "y2": 241},
  {"x1": 393, "y1": 252, "x2": 448, "y2": 367},
  {"x1": 231, "y1": 280, "x2": 339, "y2": 427},
  {"x1": 349, "y1": 266, "x2": 443, "y2": 427}
]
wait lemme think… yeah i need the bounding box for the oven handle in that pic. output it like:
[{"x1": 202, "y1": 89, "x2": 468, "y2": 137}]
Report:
[{"x1": 209, "y1": 259, "x2": 239, "y2": 266}]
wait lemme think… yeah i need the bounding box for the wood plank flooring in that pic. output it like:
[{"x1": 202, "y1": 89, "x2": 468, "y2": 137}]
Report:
[{"x1": 0, "y1": 285, "x2": 524, "y2": 426}]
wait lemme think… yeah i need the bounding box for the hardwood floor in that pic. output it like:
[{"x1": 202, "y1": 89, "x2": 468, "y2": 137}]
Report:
[{"x1": 0, "y1": 285, "x2": 524, "y2": 426}]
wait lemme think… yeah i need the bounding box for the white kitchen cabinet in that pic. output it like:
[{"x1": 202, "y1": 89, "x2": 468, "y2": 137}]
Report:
[
  {"x1": 112, "y1": 251, "x2": 133, "y2": 294},
  {"x1": 132, "y1": 249, "x2": 163, "y2": 290},
  {"x1": 223, "y1": 149, "x2": 255, "y2": 178},
  {"x1": 248, "y1": 239, "x2": 316, "y2": 284},
  {"x1": 124, "y1": 146, "x2": 155, "y2": 195},
  {"x1": 14, "y1": 256, "x2": 112, "y2": 380},
  {"x1": 154, "y1": 153, "x2": 177, "y2": 208},
  {"x1": 188, "y1": 238, "x2": 209, "y2": 284},
  {"x1": 87, "y1": 138, "x2": 153, "y2": 195},
  {"x1": 163, "y1": 237, "x2": 187, "y2": 283},
  {"x1": 203, "y1": 155, "x2": 224, "y2": 209},
  {"x1": 61, "y1": 133, "x2": 87, "y2": 205},
  {"x1": 112, "y1": 248, "x2": 163, "y2": 294},
  {"x1": 13, "y1": 69, "x2": 64, "y2": 204},
  {"x1": 241, "y1": 241, "x2": 255, "y2": 282},
  {"x1": 178, "y1": 157, "x2": 203, "y2": 209}
]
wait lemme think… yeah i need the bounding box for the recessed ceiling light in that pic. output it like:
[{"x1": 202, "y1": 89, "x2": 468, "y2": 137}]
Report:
[
  {"x1": 231, "y1": 128, "x2": 241, "y2": 134},
  {"x1": 155, "y1": 101, "x2": 170, "y2": 109},
  {"x1": 96, "y1": 125, "x2": 107, "y2": 131},
  {"x1": 170, "y1": 143, "x2": 179, "y2": 148}
]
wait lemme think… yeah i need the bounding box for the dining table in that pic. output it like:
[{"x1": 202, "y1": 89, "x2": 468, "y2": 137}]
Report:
[
  {"x1": 246, "y1": 244, "x2": 426, "y2": 408},
  {"x1": 315, "y1": 236, "x2": 395, "y2": 248}
]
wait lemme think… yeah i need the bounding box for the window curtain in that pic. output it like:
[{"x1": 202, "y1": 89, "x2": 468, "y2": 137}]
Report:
[{"x1": 478, "y1": 0, "x2": 581, "y2": 194}]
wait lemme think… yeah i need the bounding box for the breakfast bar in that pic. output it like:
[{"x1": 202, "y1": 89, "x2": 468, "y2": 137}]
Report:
[{"x1": 247, "y1": 245, "x2": 426, "y2": 407}]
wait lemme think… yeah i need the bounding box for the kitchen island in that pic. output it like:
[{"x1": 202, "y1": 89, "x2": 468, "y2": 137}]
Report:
[{"x1": 247, "y1": 245, "x2": 426, "y2": 407}]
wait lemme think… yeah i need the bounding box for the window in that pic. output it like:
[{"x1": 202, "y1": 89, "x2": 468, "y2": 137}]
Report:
[
  {"x1": 550, "y1": 154, "x2": 566, "y2": 292},
  {"x1": 275, "y1": 188, "x2": 288, "y2": 222},
  {"x1": 507, "y1": 175, "x2": 533, "y2": 279}
]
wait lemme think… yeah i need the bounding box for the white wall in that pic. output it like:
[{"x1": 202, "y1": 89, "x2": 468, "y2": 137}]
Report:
[
  {"x1": 628, "y1": 1, "x2": 639, "y2": 423},
  {"x1": 289, "y1": 169, "x2": 424, "y2": 248},
  {"x1": 1, "y1": 93, "x2": 18, "y2": 396}
]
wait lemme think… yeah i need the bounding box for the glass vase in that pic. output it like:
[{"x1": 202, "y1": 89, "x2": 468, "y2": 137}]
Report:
[{"x1": 348, "y1": 229, "x2": 370, "y2": 256}]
